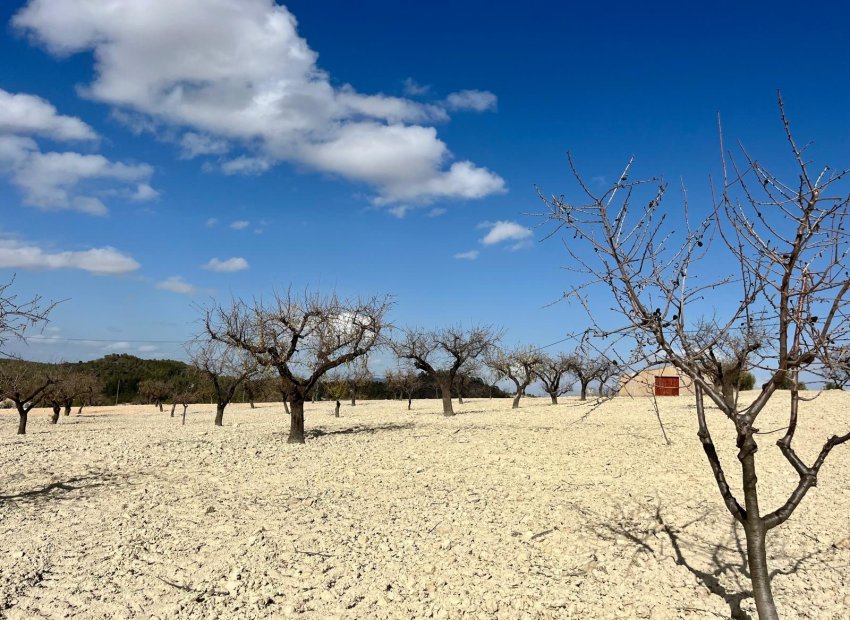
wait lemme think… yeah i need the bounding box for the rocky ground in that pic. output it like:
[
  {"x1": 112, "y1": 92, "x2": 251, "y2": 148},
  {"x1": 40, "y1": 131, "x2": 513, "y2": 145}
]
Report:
[{"x1": 1, "y1": 393, "x2": 849, "y2": 619}]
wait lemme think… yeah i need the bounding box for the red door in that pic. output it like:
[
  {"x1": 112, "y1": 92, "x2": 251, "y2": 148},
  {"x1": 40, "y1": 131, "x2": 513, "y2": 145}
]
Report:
[{"x1": 654, "y1": 376, "x2": 680, "y2": 396}]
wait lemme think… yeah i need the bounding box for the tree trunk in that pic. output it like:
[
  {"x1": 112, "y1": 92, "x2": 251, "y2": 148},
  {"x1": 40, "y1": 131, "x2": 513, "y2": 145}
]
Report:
[
  {"x1": 64, "y1": 400, "x2": 72, "y2": 416},
  {"x1": 77, "y1": 404, "x2": 84, "y2": 415},
  {"x1": 580, "y1": 381, "x2": 589, "y2": 401},
  {"x1": 407, "y1": 396, "x2": 412, "y2": 410},
  {"x1": 739, "y1": 435, "x2": 780, "y2": 619},
  {"x1": 249, "y1": 398, "x2": 255, "y2": 409},
  {"x1": 17, "y1": 409, "x2": 27, "y2": 435},
  {"x1": 170, "y1": 403, "x2": 176, "y2": 417},
  {"x1": 182, "y1": 404, "x2": 188, "y2": 426},
  {"x1": 334, "y1": 400, "x2": 340, "y2": 417},
  {"x1": 214, "y1": 403, "x2": 225, "y2": 426},
  {"x1": 439, "y1": 381, "x2": 454, "y2": 415},
  {"x1": 350, "y1": 388, "x2": 356, "y2": 407},
  {"x1": 283, "y1": 400, "x2": 290, "y2": 415},
  {"x1": 158, "y1": 401, "x2": 163, "y2": 412},
  {"x1": 288, "y1": 397, "x2": 305, "y2": 444},
  {"x1": 549, "y1": 393, "x2": 558, "y2": 405},
  {"x1": 512, "y1": 393, "x2": 521, "y2": 409},
  {"x1": 51, "y1": 403, "x2": 61, "y2": 424}
]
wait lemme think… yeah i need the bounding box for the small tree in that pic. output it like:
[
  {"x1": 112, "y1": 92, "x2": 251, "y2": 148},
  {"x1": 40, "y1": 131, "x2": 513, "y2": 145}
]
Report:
[
  {"x1": 0, "y1": 277, "x2": 56, "y2": 356},
  {"x1": 138, "y1": 378, "x2": 170, "y2": 411},
  {"x1": 391, "y1": 325, "x2": 500, "y2": 415},
  {"x1": 188, "y1": 338, "x2": 257, "y2": 427},
  {"x1": 385, "y1": 368, "x2": 420, "y2": 410},
  {"x1": 565, "y1": 346, "x2": 609, "y2": 401},
  {"x1": 203, "y1": 290, "x2": 391, "y2": 443},
  {"x1": 75, "y1": 372, "x2": 103, "y2": 414},
  {"x1": 0, "y1": 362, "x2": 52, "y2": 435},
  {"x1": 486, "y1": 346, "x2": 542, "y2": 409},
  {"x1": 534, "y1": 353, "x2": 575, "y2": 404},
  {"x1": 539, "y1": 99, "x2": 850, "y2": 618}
]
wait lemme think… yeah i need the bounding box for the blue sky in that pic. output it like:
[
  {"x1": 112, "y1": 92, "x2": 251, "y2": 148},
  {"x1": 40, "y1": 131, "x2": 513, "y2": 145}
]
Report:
[{"x1": 2, "y1": 0, "x2": 850, "y2": 366}]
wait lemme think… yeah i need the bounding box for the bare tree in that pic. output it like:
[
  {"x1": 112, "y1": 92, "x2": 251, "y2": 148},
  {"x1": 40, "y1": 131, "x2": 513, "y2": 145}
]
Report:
[
  {"x1": 75, "y1": 372, "x2": 103, "y2": 415},
  {"x1": 385, "y1": 368, "x2": 420, "y2": 410},
  {"x1": 203, "y1": 290, "x2": 391, "y2": 443},
  {"x1": 534, "y1": 352, "x2": 575, "y2": 404},
  {"x1": 0, "y1": 362, "x2": 52, "y2": 435},
  {"x1": 344, "y1": 358, "x2": 372, "y2": 406},
  {"x1": 188, "y1": 338, "x2": 257, "y2": 427},
  {"x1": 539, "y1": 97, "x2": 850, "y2": 618},
  {"x1": 138, "y1": 378, "x2": 170, "y2": 412},
  {"x1": 391, "y1": 325, "x2": 500, "y2": 415},
  {"x1": 486, "y1": 346, "x2": 542, "y2": 409},
  {"x1": 0, "y1": 277, "x2": 56, "y2": 357},
  {"x1": 565, "y1": 346, "x2": 610, "y2": 401}
]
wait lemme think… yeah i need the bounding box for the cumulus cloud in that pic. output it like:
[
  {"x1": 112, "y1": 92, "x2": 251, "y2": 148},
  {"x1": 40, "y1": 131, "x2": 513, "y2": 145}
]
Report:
[
  {"x1": 204, "y1": 256, "x2": 249, "y2": 272},
  {"x1": 0, "y1": 90, "x2": 156, "y2": 215},
  {"x1": 454, "y1": 250, "x2": 479, "y2": 260},
  {"x1": 445, "y1": 89, "x2": 498, "y2": 112},
  {"x1": 229, "y1": 220, "x2": 250, "y2": 230},
  {"x1": 0, "y1": 88, "x2": 97, "y2": 141},
  {"x1": 14, "y1": 0, "x2": 504, "y2": 206},
  {"x1": 0, "y1": 239, "x2": 140, "y2": 274},
  {"x1": 156, "y1": 276, "x2": 197, "y2": 294},
  {"x1": 479, "y1": 220, "x2": 533, "y2": 246},
  {"x1": 138, "y1": 344, "x2": 159, "y2": 352}
]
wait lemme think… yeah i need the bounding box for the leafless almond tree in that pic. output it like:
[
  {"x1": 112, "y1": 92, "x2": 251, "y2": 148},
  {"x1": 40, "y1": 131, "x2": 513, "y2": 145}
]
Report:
[
  {"x1": 189, "y1": 336, "x2": 258, "y2": 426},
  {"x1": 0, "y1": 362, "x2": 53, "y2": 435},
  {"x1": 0, "y1": 277, "x2": 56, "y2": 357},
  {"x1": 534, "y1": 352, "x2": 575, "y2": 404},
  {"x1": 486, "y1": 346, "x2": 542, "y2": 409},
  {"x1": 565, "y1": 346, "x2": 611, "y2": 401},
  {"x1": 391, "y1": 324, "x2": 500, "y2": 415},
  {"x1": 538, "y1": 96, "x2": 850, "y2": 618},
  {"x1": 203, "y1": 290, "x2": 391, "y2": 443}
]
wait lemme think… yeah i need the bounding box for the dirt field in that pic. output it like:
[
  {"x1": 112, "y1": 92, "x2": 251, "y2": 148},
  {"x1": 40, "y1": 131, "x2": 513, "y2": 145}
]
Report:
[{"x1": 1, "y1": 393, "x2": 848, "y2": 619}]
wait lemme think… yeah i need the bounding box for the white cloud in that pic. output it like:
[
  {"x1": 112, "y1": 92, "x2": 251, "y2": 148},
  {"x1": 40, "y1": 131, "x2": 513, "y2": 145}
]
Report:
[
  {"x1": 0, "y1": 88, "x2": 97, "y2": 141},
  {"x1": 156, "y1": 276, "x2": 197, "y2": 294},
  {"x1": 0, "y1": 239, "x2": 140, "y2": 274},
  {"x1": 138, "y1": 344, "x2": 158, "y2": 352},
  {"x1": 454, "y1": 250, "x2": 479, "y2": 260},
  {"x1": 180, "y1": 132, "x2": 229, "y2": 158},
  {"x1": 229, "y1": 220, "x2": 250, "y2": 230},
  {"x1": 479, "y1": 220, "x2": 533, "y2": 246},
  {"x1": 104, "y1": 341, "x2": 131, "y2": 351},
  {"x1": 0, "y1": 89, "x2": 156, "y2": 215},
  {"x1": 427, "y1": 207, "x2": 446, "y2": 217},
  {"x1": 445, "y1": 90, "x2": 498, "y2": 112},
  {"x1": 402, "y1": 78, "x2": 430, "y2": 97},
  {"x1": 205, "y1": 217, "x2": 218, "y2": 227},
  {"x1": 14, "y1": 0, "x2": 504, "y2": 206},
  {"x1": 204, "y1": 256, "x2": 249, "y2": 272},
  {"x1": 388, "y1": 205, "x2": 412, "y2": 219}
]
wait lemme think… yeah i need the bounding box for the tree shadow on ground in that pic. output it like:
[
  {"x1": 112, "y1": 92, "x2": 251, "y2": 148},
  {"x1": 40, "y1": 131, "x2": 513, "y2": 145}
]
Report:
[
  {"x1": 0, "y1": 473, "x2": 125, "y2": 506},
  {"x1": 306, "y1": 422, "x2": 414, "y2": 439},
  {"x1": 571, "y1": 500, "x2": 845, "y2": 620}
]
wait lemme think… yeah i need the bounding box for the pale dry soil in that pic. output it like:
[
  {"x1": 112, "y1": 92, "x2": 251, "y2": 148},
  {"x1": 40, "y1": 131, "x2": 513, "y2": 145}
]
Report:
[{"x1": 1, "y1": 394, "x2": 849, "y2": 619}]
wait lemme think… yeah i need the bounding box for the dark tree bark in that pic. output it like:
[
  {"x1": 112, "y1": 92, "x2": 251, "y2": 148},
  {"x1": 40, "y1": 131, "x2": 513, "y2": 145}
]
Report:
[
  {"x1": 170, "y1": 403, "x2": 176, "y2": 417},
  {"x1": 579, "y1": 380, "x2": 590, "y2": 401},
  {"x1": 438, "y1": 379, "x2": 454, "y2": 415},
  {"x1": 17, "y1": 410, "x2": 28, "y2": 435},
  {"x1": 157, "y1": 401, "x2": 163, "y2": 412},
  {"x1": 288, "y1": 398, "x2": 305, "y2": 444},
  {"x1": 549, "y1": 393, "x2": 558, "y2": 405},
  {"x1": 407, "y1": 396, "x2": 412, "y2": 410},
  {"x1": 283, "y1": 400, "x2": 290, "y2": 415},
  {"x1": 50, "y1": 403, "x2": 61, "y2": 424},
  {"x1": 511, "y1": 393, "x2": 522, "y2": 409},
  {"x1": 64, "y1": 399, "x2": 72, "y2": 416},
  {"x1": 334, "y1": 400, "x2": 341, "y2": 417},
  {"x1": 214, "y1": 403, "x2": 225, "y2": 426}
]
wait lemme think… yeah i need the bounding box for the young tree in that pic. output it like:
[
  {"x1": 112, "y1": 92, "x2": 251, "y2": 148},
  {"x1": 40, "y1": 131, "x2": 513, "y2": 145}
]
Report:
[
  {"x1": 138, "y1": 378, "x2": 170, "y2": 412},
  {"x1": 486, "y1": 346, "x2": 542, "y2": 409},
  {"x1": 74, "y1": 372, "x2": 103, "y2": 415},
  {"x1": 0, "y1": 362, "x2": 52, "y2": 435},
  {"x1": 45, "y1": 366, "x2": 77, "y2": 424},
  {"x1": 391, "y1": 325, "x2": 500, "y2": 415},
  {"x1": 565, "y1": 346, "x2": 609, "y2": 401},
  {"x1": 203, "y1": 290, "x2": 391, "y2": 443},
  {"x1": 188, "y1": 338, "x2": 256, "y2": 427},
  {"x1": 534, "y1": 353, "x2": 575, "y2": 404},
  {"x1": 385, "y1": 368, "x2": 420, "y2": 409},
  {"x1": 323, "y1": 369, "x2": 350, "y2": 417},
  {"x1": 344, "y1": 358, "x2": 372, "y2": 406},
  {"x1": 539, "y1": 99, "x2": 850, "y2": 618}
]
